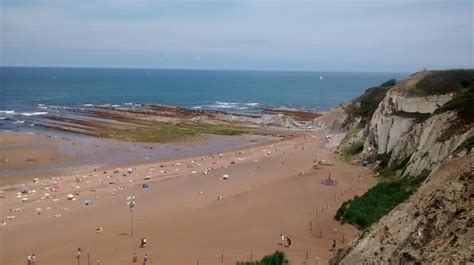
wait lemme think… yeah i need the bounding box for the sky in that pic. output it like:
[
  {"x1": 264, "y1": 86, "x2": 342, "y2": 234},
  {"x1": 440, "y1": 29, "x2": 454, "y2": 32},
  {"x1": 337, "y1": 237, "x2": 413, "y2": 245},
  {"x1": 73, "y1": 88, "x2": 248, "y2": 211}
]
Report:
[{"x1": 0, "y1": 0, "x2": 472, "y2": 72}]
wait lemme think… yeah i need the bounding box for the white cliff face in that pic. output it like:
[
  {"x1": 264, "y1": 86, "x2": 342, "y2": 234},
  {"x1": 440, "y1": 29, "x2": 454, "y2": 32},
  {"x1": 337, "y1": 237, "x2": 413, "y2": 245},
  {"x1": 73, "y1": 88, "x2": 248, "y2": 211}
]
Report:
[
  {"x1": 389, "y1": 93, "x2": 452, "y2": 114},
  {"x1": 364, "y1": 90, "x2": 453, "y2": 155},
  {"x1": 390, "y1": 111, "x2": 474, "y2": 177}
]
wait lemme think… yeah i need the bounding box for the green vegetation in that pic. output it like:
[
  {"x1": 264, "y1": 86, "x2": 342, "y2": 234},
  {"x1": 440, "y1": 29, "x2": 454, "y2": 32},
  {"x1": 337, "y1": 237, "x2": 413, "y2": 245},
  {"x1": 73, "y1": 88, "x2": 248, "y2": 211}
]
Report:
[
  {"x1": 352, "y1": 86, "x2": 391, "y2": 119},
  {"x1": 380, "y1": 78, "x2": 397, "y2": 87},
  {"x1": 335, "y1": 177, "x2": 424, "y2": 229},
  {"x1": 346, "y1": 78, "x2": 397, "y2": 123},
  {"x1": 377, "y1": 156, "x2": 410, "y2": 178},
  {"x1": 339, "y1": 128, "x2": 364, "y2": 161},
  {"x1": 45, "y1": 116, "x2": 258, "y2": 143},
  {"x1": 412, "y1": 70, "x2": 474, "y2": 96},
  {"x1": 435, "y1": 84, "x2": 474, "y2": 123},
  {"x1": 236, "y1": 251, "x2": 287, "y2": 265},
  {"x1": 98, "y1": 121, "x2": 258, "y2": 143},
  {"x1": 340, "y1": 142, "x2": 364, "y2": 161}
]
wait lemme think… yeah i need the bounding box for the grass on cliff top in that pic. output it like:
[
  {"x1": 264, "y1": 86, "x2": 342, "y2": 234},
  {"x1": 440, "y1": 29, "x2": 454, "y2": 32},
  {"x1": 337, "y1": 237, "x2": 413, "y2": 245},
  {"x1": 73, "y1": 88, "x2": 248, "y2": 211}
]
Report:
[
  {"x1": 335, "y1": 177, "x2": 423, "y2": 230},
  {"x1": 346, "y1": 79, "x2": 396, "y2": 122},
  {"x1": 435, "y1": 84, "x2": 474, "y2": 124},
  {"x1": 98, "y1": 121, "x2": 258, "y2": 143},
  {"x1": 237, "y1": 251, "x2": 287, "y2": 265},
  {"x1": 410, "y1": 69, "x2": 474, "y2": 96}
]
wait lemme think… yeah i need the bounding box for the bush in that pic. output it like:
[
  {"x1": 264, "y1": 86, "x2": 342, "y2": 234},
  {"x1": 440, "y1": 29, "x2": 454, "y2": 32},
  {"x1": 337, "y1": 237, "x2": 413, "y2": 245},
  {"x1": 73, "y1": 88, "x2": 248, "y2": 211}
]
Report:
[
  {"x1": 335, "y1": 177, "x2": 424, "y2": 229},
  {"x1": 236, "y1": 251, "x2": 287, "y2": 265}
]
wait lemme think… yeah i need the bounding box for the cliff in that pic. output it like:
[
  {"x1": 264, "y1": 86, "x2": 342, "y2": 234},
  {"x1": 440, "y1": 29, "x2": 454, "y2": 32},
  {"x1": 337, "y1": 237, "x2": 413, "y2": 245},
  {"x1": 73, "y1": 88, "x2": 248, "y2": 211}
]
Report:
[{"x1": 320, "y1": 69, "x2": 474, "y2": 264}]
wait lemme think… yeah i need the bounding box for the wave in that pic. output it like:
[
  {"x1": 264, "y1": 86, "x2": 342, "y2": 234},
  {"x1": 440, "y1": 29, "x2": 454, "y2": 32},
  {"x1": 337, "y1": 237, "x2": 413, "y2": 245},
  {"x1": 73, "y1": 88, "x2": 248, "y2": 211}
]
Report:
[
  {"x1": 210, "y1": 101, "x2": 258, "y2": 110},
  {"x1": 13, "y1": 120, "x2": 25, "y2": 124},
  {"x1": 246, "y1": 102, "x2": 259, "y2": 106},
  {"x1": 0, "y1": 110, "x2": 15, "y2": 114},
  {"x1": 83, "y1": 104, "x2": 94, "y2": 107},
  {"x1": 20, "y1": 112, "x2": 48, "y2": 116}
]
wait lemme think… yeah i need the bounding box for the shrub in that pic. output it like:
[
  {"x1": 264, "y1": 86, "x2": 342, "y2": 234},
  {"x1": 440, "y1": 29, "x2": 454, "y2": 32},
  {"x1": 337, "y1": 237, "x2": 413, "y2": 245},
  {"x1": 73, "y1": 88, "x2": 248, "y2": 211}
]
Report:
[
  {"x1": 236, "y1": 251, "x2": 287, "y2": 265},
  {"x1": 335, "y1": 177, "x2": 424, "y2": 229}
]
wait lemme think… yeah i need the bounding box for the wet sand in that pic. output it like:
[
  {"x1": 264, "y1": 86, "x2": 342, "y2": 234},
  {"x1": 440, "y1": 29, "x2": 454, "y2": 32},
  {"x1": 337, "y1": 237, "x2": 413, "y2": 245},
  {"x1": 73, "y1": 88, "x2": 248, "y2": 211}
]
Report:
[
  {"x1": 0, "y1": 132, "x2": 276, "y2": 186},
  {"x1": 0, "y1": 131, "x2": 373, "y2": 264}
]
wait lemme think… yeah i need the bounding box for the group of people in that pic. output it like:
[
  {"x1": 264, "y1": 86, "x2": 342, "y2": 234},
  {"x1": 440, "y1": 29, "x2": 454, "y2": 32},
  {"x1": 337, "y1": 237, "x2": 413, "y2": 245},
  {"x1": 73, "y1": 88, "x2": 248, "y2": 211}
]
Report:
[
  {"x1": 279, "y1": 233, "x2": 292, "y2": 247},
  {"x1": 132, "y1": 252, "x2": 148, "y2": 264}
]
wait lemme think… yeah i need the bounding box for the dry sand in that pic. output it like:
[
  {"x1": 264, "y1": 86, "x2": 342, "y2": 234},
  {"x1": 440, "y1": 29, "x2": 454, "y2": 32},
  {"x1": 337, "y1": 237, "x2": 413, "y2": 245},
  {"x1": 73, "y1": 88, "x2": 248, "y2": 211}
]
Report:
[{"x1": 0, "y1": 131, "x2": 373, "y2": 265}]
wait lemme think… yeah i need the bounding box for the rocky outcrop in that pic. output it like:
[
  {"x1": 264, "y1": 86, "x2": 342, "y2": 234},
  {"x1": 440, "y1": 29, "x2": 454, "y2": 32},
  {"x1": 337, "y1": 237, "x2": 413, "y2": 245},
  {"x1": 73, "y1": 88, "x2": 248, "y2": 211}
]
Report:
[
  {"x1": 364, "y1": 89, "x2": 453, "y2": 155},
  {"x1": 335, "y1": 154, "x2": 474, "y2": 265},
  {"x1": 332, "y1": 69, "x2": 474, "y2": 264},
  {"x1": 391, "y1": 111, "x2": 473, "y2": 178},
  {"x1": 388, "y1": 93, "x2": 452, "y2": 114}
]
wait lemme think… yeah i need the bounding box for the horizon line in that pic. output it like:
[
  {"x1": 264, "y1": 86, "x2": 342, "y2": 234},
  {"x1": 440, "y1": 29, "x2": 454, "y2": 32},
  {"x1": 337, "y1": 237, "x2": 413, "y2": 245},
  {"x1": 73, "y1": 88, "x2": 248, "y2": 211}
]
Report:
[{"x1": 0, "y1": 65, "x2": 413, "y2": 74}]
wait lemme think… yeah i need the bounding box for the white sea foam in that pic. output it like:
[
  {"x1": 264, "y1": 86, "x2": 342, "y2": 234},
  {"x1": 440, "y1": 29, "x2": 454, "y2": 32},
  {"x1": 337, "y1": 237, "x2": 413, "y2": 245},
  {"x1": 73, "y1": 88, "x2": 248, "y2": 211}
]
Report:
[
  {"x1": 13, "y1": 120, "x2": 25, "y2": 124},
  {"x1": 20, "y1": 112, "x2": 48, "y2": 116},
  {"x1": 192, "y1": 106, "x2": 202, "y2": 109},
  {"x1": 213, "y1": 101, "x2": 238, "y2": 109},
  {"x1": 83, "y1": 104, "x2": 94, "y2": 107},
  {"x1": 210, "y1": 101, "x2": 258, "y2": 110},
  {"x1": 0, "y1": 110, "x2": 15, "y2": 114}
]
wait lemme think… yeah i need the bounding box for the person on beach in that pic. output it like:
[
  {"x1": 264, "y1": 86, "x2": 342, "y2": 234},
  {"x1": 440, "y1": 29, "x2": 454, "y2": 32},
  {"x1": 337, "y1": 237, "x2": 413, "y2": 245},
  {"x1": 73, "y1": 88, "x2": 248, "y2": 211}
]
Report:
[
  {"x1": 31, "y1": 254, "x2": 36, "y2": 264},
  {"x1": 332, "y1": 239, "x2": 337, "y2": 251},
  {"x1": 76, "y1": 248, "x2": 82, "y2": 264},
  {"x1": 140, "y1": 237, "x2": 147, "y2": 248},
  {"x1": 280, "y1": 234, "x2": 285, "y2": 246},
  {"x1": 143, "y1": 254, "x2": 148, "y2": 265},
  {"x1": 287, "y1": 237, "x2": 292, "y2": 248},
  {"x1": 27, "y1": 254, "x2": 32, "y2": 265},
  {"x1": 132, "y1": 252, "x2": 138, "y2": 262}
]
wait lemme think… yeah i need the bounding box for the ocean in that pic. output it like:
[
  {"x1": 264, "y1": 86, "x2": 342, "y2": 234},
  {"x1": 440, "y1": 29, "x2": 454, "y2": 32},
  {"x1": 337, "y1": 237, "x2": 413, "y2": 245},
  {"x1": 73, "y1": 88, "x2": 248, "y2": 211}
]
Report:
[{"x1": 0, "y1": 67, "x2": 407, "y2": 130}]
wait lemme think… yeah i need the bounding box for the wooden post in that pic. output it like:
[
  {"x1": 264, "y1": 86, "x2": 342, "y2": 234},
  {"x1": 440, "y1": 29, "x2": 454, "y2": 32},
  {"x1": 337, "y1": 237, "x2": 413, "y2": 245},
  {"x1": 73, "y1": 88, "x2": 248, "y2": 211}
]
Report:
[{"x1": 87, "y1": 253, "x2": 90, "y2": 265}]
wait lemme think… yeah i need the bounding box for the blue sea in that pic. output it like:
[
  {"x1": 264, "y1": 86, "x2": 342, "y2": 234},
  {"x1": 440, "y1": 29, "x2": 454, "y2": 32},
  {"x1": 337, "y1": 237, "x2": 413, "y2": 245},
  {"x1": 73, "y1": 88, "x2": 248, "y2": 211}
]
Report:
[{"x1": 0, "y1": 67, "x2": 407, "y2": 130}]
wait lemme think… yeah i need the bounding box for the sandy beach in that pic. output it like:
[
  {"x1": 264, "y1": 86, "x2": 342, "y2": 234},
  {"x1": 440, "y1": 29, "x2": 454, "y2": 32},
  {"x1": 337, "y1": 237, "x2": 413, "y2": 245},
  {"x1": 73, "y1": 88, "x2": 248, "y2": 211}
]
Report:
[{"x1": 0, "y1": 129, "x2": 372, "y2": 265}]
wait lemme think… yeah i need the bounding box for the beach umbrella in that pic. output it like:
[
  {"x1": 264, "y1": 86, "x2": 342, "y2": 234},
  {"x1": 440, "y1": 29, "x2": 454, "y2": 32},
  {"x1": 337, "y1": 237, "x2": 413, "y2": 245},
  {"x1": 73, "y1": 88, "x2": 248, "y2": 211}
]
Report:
[
  {"x1": 222, "y1": 174, "x2": 229, "y2": 180},
  {"x1": 67, "y1": 194, "x2": 74, "y2": 200},
  {"x1": 84, "y1": 199, "x2": 92, "y2": 205}
]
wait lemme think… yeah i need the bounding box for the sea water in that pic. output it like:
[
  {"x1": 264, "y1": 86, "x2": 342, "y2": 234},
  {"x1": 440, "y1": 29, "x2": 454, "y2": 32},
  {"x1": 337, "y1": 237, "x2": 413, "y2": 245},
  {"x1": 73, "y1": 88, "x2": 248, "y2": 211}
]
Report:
[{"x1": 0, "y1": 67, "x2": 407, "y2": 129}]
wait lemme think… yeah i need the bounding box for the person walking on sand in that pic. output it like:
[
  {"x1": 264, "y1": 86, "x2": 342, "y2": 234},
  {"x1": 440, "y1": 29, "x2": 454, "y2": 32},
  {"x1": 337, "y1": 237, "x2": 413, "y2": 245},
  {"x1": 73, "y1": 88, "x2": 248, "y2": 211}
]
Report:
[
  {"x1": 140, "y1": 237, "x2": 147, "y2": 248},
  {"x1": 332, "y1": 239, "x2": 337, "y2": 251},
  {"x1": 31, "y1": 254, "x2": 36, "y2": 264},
  {"x1": 27, "y1": 254, "x2": 32, "y2": 265},
  {"x1": 280, "y1": 233, "x2": 286, "y2": 246},
  {"x1": 132, "y1": 252, "x2": 138, "y2": 262},
  {"x1": 143, "y1": 254, "x2": 148, "y2": 265},
  {"x1": 287, "y1": 237, "x2": 292, "y2": 248},
  {"x1": 76, "y1": 248, "x2": 82, "y2": 265}
]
